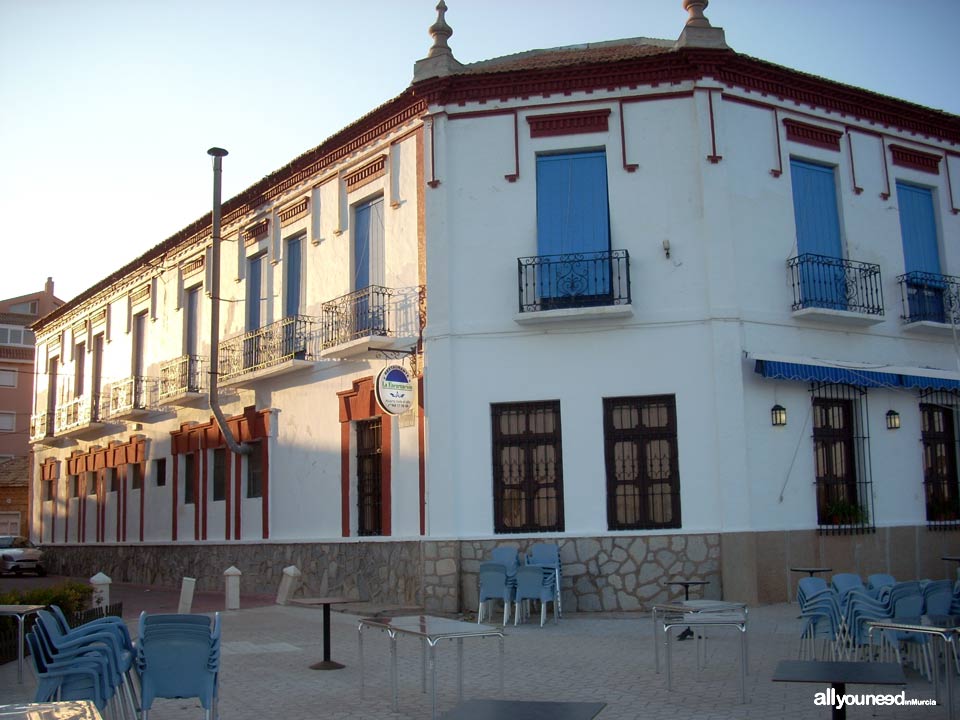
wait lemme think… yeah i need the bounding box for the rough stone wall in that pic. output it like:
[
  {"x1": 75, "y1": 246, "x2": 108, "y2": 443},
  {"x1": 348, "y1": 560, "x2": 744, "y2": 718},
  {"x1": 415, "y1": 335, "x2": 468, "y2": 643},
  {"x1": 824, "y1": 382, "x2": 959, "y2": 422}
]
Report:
[
  {"x1": 421, "y1": 540, "x2": 460, "y2": 613},
  {"x1": 44, "y1": 541, "x2": 423, "y2": 605},
  {"x1": 460, "y1": 534, "x2": 722, "y2": 613}
]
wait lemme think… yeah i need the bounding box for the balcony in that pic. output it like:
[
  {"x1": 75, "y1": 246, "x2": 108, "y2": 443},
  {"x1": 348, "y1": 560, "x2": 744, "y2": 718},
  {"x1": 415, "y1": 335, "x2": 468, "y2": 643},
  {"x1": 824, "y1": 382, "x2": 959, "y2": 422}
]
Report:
[
  {"x1": 159, "y1": 355, "x2": 207, "y2": 406},
  {"x1": 29, "y1": 412, "x2": 54, "y2": 444},
  {"x1": 320, "y1": 286, "x2": 421, "y2": 359},
  {"x1": 54, "y1": 395, "x2": 104, "y2": 438},
  {"x1": 787, "y1": 254, "x2": 884, "y2": 324},
  {"x1": 103, "y1": 376, "x2": 160, "y2": 421},
  {"x1": 898, "y1": 271, "x2": 960, "y2": 334},
  {"x1": 515, "y1": 249, "x2": 632, "y2": 323},
  {"x1": 219, "y1": 315, "x2": 321, "y2": 386}
]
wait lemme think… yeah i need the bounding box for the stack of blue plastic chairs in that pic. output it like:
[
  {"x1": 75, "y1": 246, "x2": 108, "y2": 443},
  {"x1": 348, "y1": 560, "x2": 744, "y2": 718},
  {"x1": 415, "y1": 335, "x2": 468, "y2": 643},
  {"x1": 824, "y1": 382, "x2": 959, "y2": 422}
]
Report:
[
  {"x1": 478, "y1": 561, "x2": 514, "y2": 625},
  {"x1": 513, "y1": 565, "x2": 558, "y2": 627},
  {"x1": 27, "y1": 606, "x2": 138, "y2": 719},
  {"x1": 136, "y1": 612, "x2": 221, "y2": 720},
  {"x1": 796, "y1": 577, "x2": 845, "y2": 660},
  {"x1": 526, "y1": 542, "x2": 563, "y2": 617}
]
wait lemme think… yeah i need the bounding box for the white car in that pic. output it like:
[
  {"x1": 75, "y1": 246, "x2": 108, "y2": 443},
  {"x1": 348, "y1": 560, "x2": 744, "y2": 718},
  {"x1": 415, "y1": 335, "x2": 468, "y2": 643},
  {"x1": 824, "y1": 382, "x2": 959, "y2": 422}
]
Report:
[{"x1": 0, "y1": 535, "x2": 46, "y2": 576}]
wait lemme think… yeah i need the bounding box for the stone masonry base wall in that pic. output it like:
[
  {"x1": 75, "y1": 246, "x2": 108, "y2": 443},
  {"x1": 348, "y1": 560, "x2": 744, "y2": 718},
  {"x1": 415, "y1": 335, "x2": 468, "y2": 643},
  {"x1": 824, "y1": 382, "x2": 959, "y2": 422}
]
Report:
[{"x1": 43, "y1": 528, "x2": 956, "y2": 613}]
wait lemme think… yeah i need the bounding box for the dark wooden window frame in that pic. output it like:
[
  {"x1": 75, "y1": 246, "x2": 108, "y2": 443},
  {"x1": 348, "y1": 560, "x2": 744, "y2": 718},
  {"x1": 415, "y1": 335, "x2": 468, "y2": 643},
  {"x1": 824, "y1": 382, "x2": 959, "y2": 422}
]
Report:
[
  {"x1": 491, "y1": 400, "x2": 564, "y2": 534},
  {"x1": 603, "y1": 395, "x2": 681, "y2": 530},
  {"x1": 356, "y1": 418, "x2": 383, "y2": 536},
  {"x1": 920, "y1": 392, "x2": 960, "y2": 531},
  {"x1": 212, "y1": 448, "x2": 227, "y2": 502},
  {"x1": 184, "y1": 453, "x2": 197, "y2": 505},
  {"x1": 246, "y1": 441, "x2": 263, "y2": 499},
  {"x1": 811, "y1": 382, "x2": 875, "y2": 535}
]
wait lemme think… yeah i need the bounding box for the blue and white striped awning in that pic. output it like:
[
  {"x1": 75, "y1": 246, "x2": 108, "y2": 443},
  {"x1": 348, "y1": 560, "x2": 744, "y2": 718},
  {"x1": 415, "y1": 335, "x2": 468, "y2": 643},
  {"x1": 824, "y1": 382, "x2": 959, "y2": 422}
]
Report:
[{"x1": 751, "y1": 355, "x2": 960, "y2": 391}]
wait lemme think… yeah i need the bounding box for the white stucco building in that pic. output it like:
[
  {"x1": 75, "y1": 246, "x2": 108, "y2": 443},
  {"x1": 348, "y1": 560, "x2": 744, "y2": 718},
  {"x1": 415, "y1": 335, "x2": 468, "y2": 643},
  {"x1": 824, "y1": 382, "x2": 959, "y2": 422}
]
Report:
[{"x1": 27, "y1": 2, "x2": 960, "y2": 607}]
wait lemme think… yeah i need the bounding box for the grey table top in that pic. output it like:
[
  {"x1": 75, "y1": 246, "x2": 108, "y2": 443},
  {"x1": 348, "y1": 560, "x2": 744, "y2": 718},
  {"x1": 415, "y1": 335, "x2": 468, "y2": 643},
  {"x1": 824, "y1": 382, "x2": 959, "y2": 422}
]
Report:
[
  {"x1": 867, "y1": 615, "x2": 960, "y2": 633},
  {"x1": 359, "y1": 614, "x2": 504, "y2": 640},
  {"x1": 440, "y1": 699, "x2": 606, "y2": 720},
  {"x1": 773, "y1": 660, "x2": 906, "y2": 686}
]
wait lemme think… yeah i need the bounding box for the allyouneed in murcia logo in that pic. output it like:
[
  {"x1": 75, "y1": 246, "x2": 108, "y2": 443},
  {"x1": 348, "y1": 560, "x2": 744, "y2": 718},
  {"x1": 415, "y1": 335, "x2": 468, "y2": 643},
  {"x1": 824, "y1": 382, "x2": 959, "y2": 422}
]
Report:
[{"x1": 814, "y1": 688, "x2": 936, "y2": 710}]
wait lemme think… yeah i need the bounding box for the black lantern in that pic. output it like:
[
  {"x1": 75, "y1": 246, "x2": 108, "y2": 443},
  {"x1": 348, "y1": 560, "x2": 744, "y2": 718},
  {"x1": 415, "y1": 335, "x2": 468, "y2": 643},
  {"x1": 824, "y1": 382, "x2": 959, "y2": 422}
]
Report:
[
  {"x1": 886, "y1": 410, "x2": 901, "y2": 430},
  {"x1": 771, "y1": 404, "x2": 787, "y2": 427}
]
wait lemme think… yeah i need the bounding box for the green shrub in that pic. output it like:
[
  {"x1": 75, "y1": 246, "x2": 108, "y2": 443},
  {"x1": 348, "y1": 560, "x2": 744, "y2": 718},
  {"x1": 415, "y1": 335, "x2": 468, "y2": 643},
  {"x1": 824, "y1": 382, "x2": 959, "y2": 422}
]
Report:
[{"x1": 0, "y1": 580, "x2": 94, "y2": 616}]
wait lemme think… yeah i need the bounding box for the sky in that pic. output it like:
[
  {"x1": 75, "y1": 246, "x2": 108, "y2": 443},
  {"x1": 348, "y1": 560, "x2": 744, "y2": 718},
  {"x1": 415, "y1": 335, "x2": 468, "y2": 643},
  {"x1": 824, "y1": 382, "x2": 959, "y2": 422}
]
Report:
[{"x1": 2, "y1": 0, "x2": 957, "y2": 303}]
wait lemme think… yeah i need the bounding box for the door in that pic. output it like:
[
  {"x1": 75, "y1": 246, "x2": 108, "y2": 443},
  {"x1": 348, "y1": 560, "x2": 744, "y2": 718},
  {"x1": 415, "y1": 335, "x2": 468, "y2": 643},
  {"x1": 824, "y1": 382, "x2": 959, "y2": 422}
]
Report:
[
  {"x1": 535, "y1": 151, "x2": 611, "y2": 306},
  {"x1": 185, "y1": 286, "x2": 201, "y2": 391},
  {"x1": 245, "y1": 254, "x2": 266, "y2": 369},
  {"x1": 356, "y1": 418, "x2": 382, "y2": 536},
  {"x1": 898, "y1": 182, "x2": 943, "y2": 321},
  {"x1": 353, "y1": 198, "x2": 385, "y2": 335},
  {"x1": 91, "y1": 334, "x2": 103, "y2": 421},
  {"x1": 790, "y1": 159, "x2": 845, "y2": 309}
]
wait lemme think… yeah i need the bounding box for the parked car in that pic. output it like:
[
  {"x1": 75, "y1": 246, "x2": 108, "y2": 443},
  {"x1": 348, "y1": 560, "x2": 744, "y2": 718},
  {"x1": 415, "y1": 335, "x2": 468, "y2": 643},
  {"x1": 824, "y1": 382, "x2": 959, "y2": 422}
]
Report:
[{"x1": 0, "y1": 535, "x2": 46, "y2": 576}]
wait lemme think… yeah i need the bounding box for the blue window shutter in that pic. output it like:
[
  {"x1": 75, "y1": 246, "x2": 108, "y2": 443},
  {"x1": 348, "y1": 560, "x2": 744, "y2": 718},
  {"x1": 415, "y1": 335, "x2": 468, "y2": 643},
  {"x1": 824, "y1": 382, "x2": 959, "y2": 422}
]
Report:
[
  {"x1": 535, "y1": 151, "x2": 611, "y2": 298},
  {"x1": 354, "y1": 203, "x2": 371, "y2": 291},
  {"x1": 790, "y1": 159, "x2": 845, "y2": 309},
  {"x1": 285, "y1": 236, "x2": 301, "y2": 317},
  {"x1": 246, "y1": 254, "x2": 262, "y2": 331},
  {"x1": 897, "y1": 182, "x2": 940, "y2": 275}
]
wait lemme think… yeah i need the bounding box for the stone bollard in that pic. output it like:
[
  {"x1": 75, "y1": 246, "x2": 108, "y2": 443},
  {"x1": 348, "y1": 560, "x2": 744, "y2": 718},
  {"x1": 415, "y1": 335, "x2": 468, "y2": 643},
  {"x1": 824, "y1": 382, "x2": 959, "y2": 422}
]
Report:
[
  {"x1": 276, "y1": 565, "x2": 302, "y2": 605},
  {"x1": 90, "y1": 572, "x2": 112, "y2": 609},
  {"x1": 178, "y1": 577, "x2": 197, "y2": 614},
  {"x1": 224, "y1": 566, "x2": 242, "y2": 610}
]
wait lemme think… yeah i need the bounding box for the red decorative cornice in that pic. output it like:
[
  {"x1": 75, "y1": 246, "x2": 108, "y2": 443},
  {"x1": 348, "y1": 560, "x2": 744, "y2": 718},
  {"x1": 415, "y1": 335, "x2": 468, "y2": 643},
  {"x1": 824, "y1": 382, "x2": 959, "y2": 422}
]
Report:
[
  {"x1": 170, "y1": 406, "x2": 270, "y2": 455},
  {"x1": 344, "y1": 156, "x2": 387, "y2": 192},
  {"x1": 244, "y1": 219, "x2": 269, "y2": 246},
  {"x1": 527, "y1": 109, "x2": 611, "y2": 138},
  {"x1": 783, "y1": 118, "x2": 842, "y2": 151},
  {"x1": 278, "y1": 197, "x2": 309, "y2": 226},
  {"x1": 889, "y1": 144, "x2": 942, "y2": 174},
  {"x1": 41, "y1": 457, "x2": 59, "y2": 481}
]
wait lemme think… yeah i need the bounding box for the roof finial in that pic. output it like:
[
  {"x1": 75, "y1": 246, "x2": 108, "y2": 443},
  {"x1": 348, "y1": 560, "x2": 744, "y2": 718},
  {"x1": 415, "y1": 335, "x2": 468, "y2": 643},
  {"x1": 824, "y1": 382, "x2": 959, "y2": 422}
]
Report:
[
  {"x1": 413, "y1": 0, "x2": 464, "y2": 82},
  {"x1": 683, "y1": 0, "x2": 712, "y2": 28},
  {"x1": 428, "y1": 1, "x2": 454, "y2": 58},
  {"x1": 675, "y1": 0, "x2": 728, "y2": 49}
]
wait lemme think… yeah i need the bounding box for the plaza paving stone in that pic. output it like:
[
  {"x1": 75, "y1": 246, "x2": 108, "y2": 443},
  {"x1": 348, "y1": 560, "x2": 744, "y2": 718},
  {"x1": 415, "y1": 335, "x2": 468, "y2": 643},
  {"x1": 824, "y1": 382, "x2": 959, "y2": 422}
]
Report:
[{"x1": 1, "y1": 595, "x2": 952, "y2": 719}]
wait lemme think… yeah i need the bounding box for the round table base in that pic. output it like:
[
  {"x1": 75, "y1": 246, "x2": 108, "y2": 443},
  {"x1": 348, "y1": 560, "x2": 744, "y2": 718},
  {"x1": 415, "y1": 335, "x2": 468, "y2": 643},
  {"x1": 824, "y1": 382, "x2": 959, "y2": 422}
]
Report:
[{"x1": 310, "y1": 660, "x2": 346, "y2": 671}]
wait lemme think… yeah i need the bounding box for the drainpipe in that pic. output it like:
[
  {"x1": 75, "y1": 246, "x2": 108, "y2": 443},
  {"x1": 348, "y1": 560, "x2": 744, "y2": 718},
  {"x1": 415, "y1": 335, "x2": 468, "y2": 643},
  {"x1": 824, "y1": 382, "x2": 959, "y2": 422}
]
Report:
[{"x1": 207, "y1": 147, "x2": 249, "y2": 456}]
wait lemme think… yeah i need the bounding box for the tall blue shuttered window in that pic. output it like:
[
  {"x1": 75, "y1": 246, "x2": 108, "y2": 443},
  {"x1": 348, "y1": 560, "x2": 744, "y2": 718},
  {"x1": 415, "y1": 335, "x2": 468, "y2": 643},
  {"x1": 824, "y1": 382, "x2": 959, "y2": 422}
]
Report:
[
  {"x1": 535, "y1": 151, "x2": 611, "y2": 305},
  {"x1": 898, "y1": 182, "x2": 944, "y2": 322},
  {"x1": 790, "y1": 159, "x2": 845, "y2": 309}
]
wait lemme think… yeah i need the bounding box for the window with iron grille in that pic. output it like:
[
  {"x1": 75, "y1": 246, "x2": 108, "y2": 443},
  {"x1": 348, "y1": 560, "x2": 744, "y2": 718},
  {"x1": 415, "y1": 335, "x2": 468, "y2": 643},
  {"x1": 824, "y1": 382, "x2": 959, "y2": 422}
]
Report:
[
  {"x1": 106, "y1": 468, "x2": 117, "y2": 493},
  {"x1": 247, "y1": 442, "x2": 263, "y2": 499},
  {"x1": 603, "y1": 395, "x2": 681, "y2": 530},
  {"x1": 356, "y1": 419, "x2": 382, "y2": 536},
  {"x1": 920, "y1": 392, "x2": 960, "y2": 531},
  {"x1": 491, "y1": 401, "x2": 564, "y2": 534},
  {"x1": 810, "y1": 383, "x2": 874, "y2": 534},
  {"x1": 42, "y1": 479, "x2": 53, "y2": 502},
  {"x1": 153, "y1": 458, "x2": 166, "y2": 487},
  {"x1": 212, "y1": 448, "x2": 226, "y2": 502},
  {"x1": 131, "y1": 463, "x2": 143, "y2": 491}
]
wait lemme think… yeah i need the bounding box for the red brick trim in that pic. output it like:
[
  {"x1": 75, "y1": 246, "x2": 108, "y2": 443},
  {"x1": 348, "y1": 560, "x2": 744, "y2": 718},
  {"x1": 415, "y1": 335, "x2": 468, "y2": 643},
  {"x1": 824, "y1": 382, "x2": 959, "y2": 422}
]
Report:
[
  {"x1": 138, "y1": 461, "x2": 145, "y2": 542},
  {"x1": 340, "y1": 423, "x2": 350, "y2": 537},
  {"x1": 890, "y1": 144, "x2": 942, "y2": 174},
  {"x1": 527, "y1": 109, "x2": 610, "y2": 138},
  {"x1": 418, "y1": 376, "x2": 426, "y2": 536},
  {"x1": 345, "y1": 156, "x2": 387, "y2": 192},
  {"x1": 172, "y1": 454, "x2": 178, "y2": 541},
  {"x1": 260, "y1": 440, "x2": 269, "y2": 539},
  {"x1": 201, "y1": 449, "x2": 208, "y2": 541},
  {"x1": 244, "y1": 219, "x2": 269, "y2": 246},
  {"x1": 233, "y1": 452, "x2": 242, "y2": 540},
  {"x1": 783, "y1": 118, "x2": 842, "y2": 151},
  {"x1": 225, "y1": 452, "x2": 232, "y2": 540},
  {"x1": 278, "y1": 197, "x2": 309, "y2": 226}
]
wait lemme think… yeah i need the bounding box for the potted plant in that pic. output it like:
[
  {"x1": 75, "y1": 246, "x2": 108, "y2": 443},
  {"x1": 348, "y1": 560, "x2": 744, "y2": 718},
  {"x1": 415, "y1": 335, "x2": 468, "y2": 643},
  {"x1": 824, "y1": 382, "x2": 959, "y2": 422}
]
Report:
[{"x1": 825, "y1": 499, "x2": 864, "y2": 525}]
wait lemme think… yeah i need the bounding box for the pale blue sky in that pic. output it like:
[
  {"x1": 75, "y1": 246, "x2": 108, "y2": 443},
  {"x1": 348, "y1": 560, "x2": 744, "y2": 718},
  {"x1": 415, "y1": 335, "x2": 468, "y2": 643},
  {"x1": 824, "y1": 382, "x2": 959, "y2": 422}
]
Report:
[{"x1": 2, "y1": 0, "x2": 956, "y2": 302}]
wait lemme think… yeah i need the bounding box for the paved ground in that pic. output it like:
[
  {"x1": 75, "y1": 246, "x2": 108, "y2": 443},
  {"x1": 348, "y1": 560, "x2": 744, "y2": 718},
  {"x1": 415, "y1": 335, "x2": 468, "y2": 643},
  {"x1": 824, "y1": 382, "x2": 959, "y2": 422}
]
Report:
[{"x1": 0, "y1": 578, "x2": 953, "y2": 719}]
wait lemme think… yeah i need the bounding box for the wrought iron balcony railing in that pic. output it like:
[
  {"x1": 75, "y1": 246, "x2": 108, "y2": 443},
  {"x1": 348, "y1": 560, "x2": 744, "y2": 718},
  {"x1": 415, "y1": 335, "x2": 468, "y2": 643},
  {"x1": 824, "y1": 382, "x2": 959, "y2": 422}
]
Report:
[
  {"x1": 29, "y1": 412, "x2": 53, "y2": 443},
  {"x1": 55, "y1": 394, "x2": 101, "y2": 435},
  {"x1": 897, "y1": 270, "x2": 960, "y2": 324},
  {"x1": 159, "y1": 355, "x2": 207, "y2": 401},
  {"x1": 103, "y1": 376, "x2": 159, "y2": 419},
  {"x1": 517, "y1": 249, "x2": 631, "y2": 313},
  {"x1": 787, "y1": 254, "x2": 884, "y2": 316},
  {"x1": 219, "y1": 315, "x2": 321, "y2": 383},
  {"x1": 321, "y1": 286, "x2": 421, "y2": 350}
]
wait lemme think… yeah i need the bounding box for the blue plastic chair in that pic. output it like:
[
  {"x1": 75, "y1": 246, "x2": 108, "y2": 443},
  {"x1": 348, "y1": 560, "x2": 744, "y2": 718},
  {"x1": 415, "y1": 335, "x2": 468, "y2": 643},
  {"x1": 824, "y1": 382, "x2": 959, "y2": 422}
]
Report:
[
  {"x1": 513, "y1": 565, "x2": 557, "y2": 627},
  {"x1": 491, "y1": 546, "x2": 520, "y2": 577},
  {"x1": 867, "y1": 573, "x2": 895, "y2": 597},
  {"x1": 478, "y1": 562, "x2": 513, "y2": 626},
  {"x1": 137, "y1": 612, "x2": 220, "y2": 720},
  {"x1": 26, "y1": 631, "x2": 109, "y2": 712},
  {"x1": 526, "y1": 543, "x2": 563, "y2": 616},
  {"x1": 923, "y1": 579, "x2": 953, "y2": 615}
]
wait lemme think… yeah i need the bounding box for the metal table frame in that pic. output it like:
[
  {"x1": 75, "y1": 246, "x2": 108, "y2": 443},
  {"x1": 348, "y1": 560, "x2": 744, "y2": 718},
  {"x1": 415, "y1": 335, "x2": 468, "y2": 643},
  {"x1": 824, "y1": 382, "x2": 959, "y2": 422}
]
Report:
[
  {"x1": 0, "y1": 605, "x2": 45, "y2": 683},
  {"x1": 867, "y1": 615, "x2": 959, "y2": 720},
  {"x1": 290, "y1": 596, "x2": 353, "y2": 670},
  {"x1": 652, "y1": 599, "x2": 748, "y2": 674},
  {"x1": 358, "y1": 615, "x2": 504, "y2": 720},
  {"x1": 662, "y1": 611, "x2": 748, "y2": 703}
]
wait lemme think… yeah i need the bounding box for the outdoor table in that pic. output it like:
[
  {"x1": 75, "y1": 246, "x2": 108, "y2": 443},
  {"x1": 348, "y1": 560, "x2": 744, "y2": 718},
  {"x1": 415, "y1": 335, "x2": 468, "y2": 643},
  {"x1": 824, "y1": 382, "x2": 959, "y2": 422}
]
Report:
[
  {"x1": 662, "y1": 609, "x2": 748, "y2": 703},
  {"x1": 652, "y1": 599, "x2": 747, "y2": 674},
  {"x1": 0, "y1": 700, "x2": 103, "y2": 719},
  {"x1": 290, "y1": 596, "x2": 354, "y2": 670},
  {"x1": 666, "y1": 579, "x2": 710, "y2": 639},
  {"x1": 867, "y1": 614, "x2": 960, "y2": 719},
  {"x1": 0, "y1": 604, "x2": 45, "y2": 683},
  {"x1": 772, "y1": 660, "x2": 905, "y2": 720},
  {"x1": 790, "y1": 566, "x2": 833, "y2": 577},
  {"x1": 440, "y1": 699, "x2": 606, "y2": 719},
  {"x1": 358, "y1": 614, "x2": 505, "y2": 720}
]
